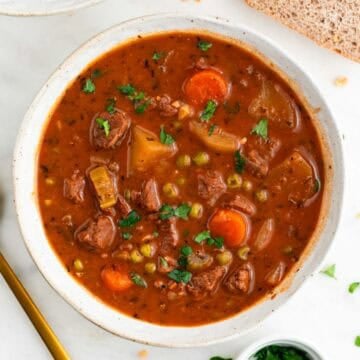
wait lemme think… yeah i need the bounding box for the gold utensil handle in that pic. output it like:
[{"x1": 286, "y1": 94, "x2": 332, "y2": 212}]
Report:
[{"x1": 0, "y1": 252, "x2": 70, "y2": 360}]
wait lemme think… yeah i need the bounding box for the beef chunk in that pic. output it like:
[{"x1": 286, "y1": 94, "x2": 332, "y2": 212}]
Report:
[
  {"x1": 91, "y1": 110, "x2": 131, "y2": 149},
  {"x1": 140, "y1": 178, "x2": 161, "y2": 212},
  {"x1": 117, "y1": 195, "x2": 131, "y2": 217},
  {"x1": 197, "y1": 170, "x2": 226, "y2": 206},
  {"x1": 246, "y1": 149, "x2": 269, "y2": 178},
  {"x1": 158, "y1": 217, "x2": 179, "y2": 255},
  {"x1": 187, "y1": 266, "x2": 226, "y2": 300},
  {"x1": 225, "y1": 263, "x2": 255, "y2": 294},
  {"x1": 156, "y1": 94, "x2": 178, "y2": 117},
  {"x1": 225, "y1": 194, "x2": 256, "y2": 216},
  {"x1": 75, "y1": 215, "x2": 116, "y2": 253},
  {"x1": 63, "y1": 170, "x2": 85, "y2": 203}
]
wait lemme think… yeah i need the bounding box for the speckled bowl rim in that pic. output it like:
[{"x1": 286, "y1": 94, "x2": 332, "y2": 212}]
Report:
[{"x1": 13, "y1": 13, "x2": 344, "y2": 347}]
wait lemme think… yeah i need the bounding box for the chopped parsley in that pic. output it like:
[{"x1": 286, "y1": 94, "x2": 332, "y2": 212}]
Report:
[
  {"x1": 251, "y1": 118, "x2": 268, "y2": 139},
  {"x1": 91, "y1": 69, "x2": 102, "y2": 79},
  {"x1": 122, "y1": 232, "x2": 132, "y2": 240},
  {"x1": 159, "y1": 256, "x2": 169, "y2": 268},
  {"x1": 106, "y1": 98, "x2": 116, "y2": 114},
  {"x1": 181, "y1": 245, "x2": 193, "y2": 257},
  {"x1": 118, "y1": 84, "x2": 149, "y2": 113},
  {"x1": 160, "y1": 125, "x2": 175, "y2": 145},
  {"x1": 253, "y1": 345, "x2": 311, "y2": 359},
  {"x1": 134, "y1": 100, "x2": 150, "y2": 114},
  {"x1": 82, "y1": 78, "x2": 95, "y2": 93},
  {"x1": 178, "y1": 245, "x2": 193, "y2": 268},
  {"x1": 152, "y1": 51, "x2": 165, "y2": 61},
  {"x1": 320, "y1": 264, "x2": 336, "y2": 279},
  {"x1": 159, "y1": 203, "x2": 191, "y2": 220},
  {"x1": 168, "y1": 269, "x2": 192, "y2": 284},
  {"x1": 355, "y1": 336, "x2": 360, "y2": 347},
  {"x1": 118, "y1": 84, "x2": 136, "y2": 96},
  {"x1": 349, "y1": 282, "x2": 360, "y2": 294},
  {"x1": 210, "y1": 357, "x2": 233, "y2": 360},
  {"x1": 130, "y1": 272, "x2": 147, "y2": 288},
  {"x1": 194, "y1": 230, "x2": 224, "y2": 249},
  {"x1": 208, "y1": 124, "x2": 217, "y2": 136},
  {"x1": 197, "y1": 40, "x2": 212, "y2": 52},
  {"x1": 95, "y1": 117, "x2": 111, "y2": 137},
  {"x1": 119, "y1": 210, "x2": 141, "y2": 227},
  {"x1": 200, "y1": 100, "x2": 217, "y2": 122},
  {"x1": 314, "y1": 178, "x2": 321, "y2": 193},
  {"x1": 234, "y1": 150, "x2": 246, "y2": 173}
]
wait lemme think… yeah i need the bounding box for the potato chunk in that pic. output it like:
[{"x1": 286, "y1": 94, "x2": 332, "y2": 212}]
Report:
[
  {"x1": 248, "y1": 81, "x2": 300, "y2": 130},
  {"x1": 129, "y1": 126, "x2": 178, "y2": 173},
  {"x1": 189, "y1": 121, "x2": 241, "y2": 153}
]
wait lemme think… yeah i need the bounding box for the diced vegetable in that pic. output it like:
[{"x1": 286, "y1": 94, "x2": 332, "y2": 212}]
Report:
[
  {"x1": 163, "y1": 182, "x2": 179, "y2": 198},
  {"x1": 176, "y1": 154, "x2": 191, "y2": 168},
  {"x1": 237, "y1": 245, "x2": 250, "y2": 260},
  {"x1": 178, "y1": 104, "x2": 193, "y2": 120},
  {"x1": 73, "y1": 258, "x2": 84, "y2": 272},
  {"x1": 226, "y1": 173, "x2": 243, "y2": 189},
  {"x1": 252, "y1": 218, "x2": 275, "y2": 252},
  {"x1": 255, "y1": 189, "x2": 269, "y2": 203},
  {"x1": 242, "y1": 180, "x2": 253, "y2": 192},
  {"x1": 140, "y1": 243, "x2": 156, "y2": 258},
  {"x1": 101, "y1": 265, "x2": 133, "y2": 292},
  {"x1": 89, "y1": 166, "x2": 117, "y2": 209},
  {"x1": 184, "y1": 69, "x2": 228, "y2": 106},
  {"x1": 216, "y1": 250, "x2": 233, "y2": 265},
  {"x1": 187, "y1": 252, "x2": 213, "y2": 271},
  {"x1": 208, "y1": 209, "x2": 248, "y2": 247},
  {"x1": 145, "y1": 262, "x2": 157, "y2": 274},
  {"x1": 130, "y1": 125, "x2": 177, "y2": 173},
  {"x1": 176, "y1": 177, "x2": 186, "y2": 186},
  {"x1": 193, "y1": 151, "x2": 210, "y2": 166},
  {"x1": 248, "y1": 80, "x2": 300, "y2": 130},
  {"x1": 130, "y1": 249, "x2": 144, "y2": 263},
  {"x1": 189, "y1": 203, "x2": 203, "y2": 219},
  {"x1": 189, "y1": 121, "x2": 241, "y2": 153}
]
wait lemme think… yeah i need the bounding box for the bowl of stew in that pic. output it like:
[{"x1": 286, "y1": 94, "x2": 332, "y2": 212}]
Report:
[{"x1": 13, "y1": 14, "x2": 343, "y2": 346}]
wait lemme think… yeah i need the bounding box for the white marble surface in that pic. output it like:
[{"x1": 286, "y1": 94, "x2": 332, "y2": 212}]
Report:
[{"x1": 0, "y1": 1, "x2": 359, "y2": 359}]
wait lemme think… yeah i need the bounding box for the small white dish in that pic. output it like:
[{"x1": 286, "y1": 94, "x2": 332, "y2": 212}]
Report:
[
  {"x1": 237, "y1": 336, "x2": 326, "y2": 359},
  {"x1": 0, "y1": 0, "x2": 103, "y2": 16},
  {"x1": 13, "y1": 14, "x2": 344, "y2": 347}
]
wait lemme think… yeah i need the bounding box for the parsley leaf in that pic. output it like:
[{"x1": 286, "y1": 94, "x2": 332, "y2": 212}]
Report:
[
  {"x1": 91, "y1": 69, "x2": 102, "y2": 79},
  {"x1": 208, "y1": 124, "x2": 217, "y2": 136},
  {"x1": 321, "y1": 264, "x2": 336, "y2": 279},
  {"x1": 355, "y1": 336, "x2": 360, "y2": 347},
  {"x1": 159, "y1": 256, "x2": 169, "y2": 268},
  {"x1": 168, "y1": 269, "x2": 192, "y2": 284},
  {"x1": 95, "y1": 117, "x2": 111, "y2": 137},
  {"x1": 119, "y1": 210, "x2": 141, "y2": 227},
  {"x1": 197, "y1": 40, "x2": 212, "y2": 51},
  {"x1": 160, "y1": 125, "x2": 175, "y2": 145},
  {"x1": 130, "y1": 272, "x2": 147, "y2": 288},
  {"x1": 254, "y1": 345, "x2": 310, "y2": 360},
  {"x1": 234, "y1": 151, "x2": 246, "y2": 173},
  {"x1": 251, "y1": 118, "x2": 268, "y2": 139},
  {"x1": 82, "y1": 78, "x2": 95, "y2": 93},
  {"x1": 118, "y1": 84, "x2": 150, "y2": 114},
  {"x1": 207, "y1": 236, "x2": 224, "y2": 249},
  {"x1": 159, "y1": 204, "x2": 175, "y2": 220},
  {"x1": 134, "y1": 100, "x2": 150, "y2": 114},
  {"x1": 118, "y1": 84, "x2": 136, "y2": 96},
  {"x1": 122, "y1": 232, "x2": 132, "y2": 240},
  {"x1": 194, "y1": 231, "x2": 224, "y2": 248},
  {"x1": 174, "y1": 203, "x2": 191, "y2": 219},
  {"x1": 106, "y1": 98, "x2": 116, "y2": 114},
  {"x1": 152, "y1": 51, "x2": 165, "y2": 61},
  {"x1": 210, "y1": 357, "x2": 233, "y2": 360},
  {"x1": 194, "y1": 230, "x2": 211, "y2": 244},
  {"x1": 200, "y1": 100, "x2": 217, "y2": 122},
  {"x1": 349, "y1": 282, "x2": 360, "y2": 294},
  {"x1": 159, "y1": 203, "x2": 190, "y2": 220},
  {"x1": 181, "y1": 245, "x2": 193, "y2": 257}
]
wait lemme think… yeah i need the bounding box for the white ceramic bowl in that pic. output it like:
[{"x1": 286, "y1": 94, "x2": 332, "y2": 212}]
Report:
[
  {"x1": 0, "y1": 0, "x2": 103, "y2": 16},
  {"x1": 13, "y1": 14, "x2": 344, "y2": 347}
]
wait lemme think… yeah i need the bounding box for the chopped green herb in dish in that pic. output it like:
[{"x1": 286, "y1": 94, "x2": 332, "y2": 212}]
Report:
[
  {"x1": 160, "y1": 125, "x2": 175, "y2": 145},
  {"x1": 106, "y1": 98, "x2": 116, "y2": 114},
  {"x1": 197, "y1": 40, "x2": 212, "y2": 52},
  {"x1": 200, "y1": 100, "x2": 217, "y2": 122},
  {"x1": 209, "y1": 357, "x2": 232, "y2": 360},
  {"x1": 91, "y1": 69, "x2": 102, "y2": 79},
  {"x1": 152, "y1": 51, "x2": 165, "y2": 61},
  {"x1": 208, "y1": 124, "x2": 217, "y2": 136},
  {"x1": 95, "y1": 117, "x2": 111, "y2": 137},
  {"x1": 130, "y1": 272, "x2": 147, "y2": 288},
  {"x1": 119, "y1": 210, "x2": 141, "y2": 227},
  {"x1": 82, "y1": 78, "x2": 95, "y2": 94},
  {"x1": 159, "y1": 203, "x2": 191, "y2": 220},
  {"x1": 320, "y1": 264, "x2": 336, "y2": 279},
  {"x1": 251, "y1": 118, "x2": 268, "y2": 139},
  {"x1": 168, "y1": 269, "x2": 192, "y2": 283},
  {"x1": 194, "y1": 230, "x2": 224, "y2": 249},
  {"x1": 122, "y1": 232, "x2": 132, "y2": 240},
  {"x1": 118, "y1": 83, "x2": 149, "y2": 113},
  {"x1": 234, "y1": 150, "x2": 246, "y2": 174},
  {"x1": 253, "y1": 344, "x2": 311, "y2": 359}
]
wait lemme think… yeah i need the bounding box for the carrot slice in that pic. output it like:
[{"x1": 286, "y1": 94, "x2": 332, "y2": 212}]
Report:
[
  {"x1": 184, "y1": 69, "x2": 228, "y2": 106},
  {"x1": 101, "y1": 265, "x2": 133, "y2": 292},
  {"x1": 208, "y1": 209, "x2": 248, "y2": 247}
]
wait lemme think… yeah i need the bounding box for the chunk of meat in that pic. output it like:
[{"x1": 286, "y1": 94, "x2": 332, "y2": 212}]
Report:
[
  {"x1": 248, "y1": 80, "x2": 300, "y2": 130},
  {"x1": 246, "y1": 149, "x2": 269, "y2": 178},
  {"x1": 265, "y1": 262, "x2": 286, "y2": 286},
  {"x1": 91, "y1": 110, "x2": 131, "y2": 149},
  {"x1": 197, "y1": 170, "x2": 226, "y2": 206},
  {"x1": 267, "y1": 150, "x2": 317, "y2": 206},
  {"x1": 225, "y1": 262, "x2": 255, "y2": 294},
  {"x1": 225, "y1": 194, "x2": 256, "y2": 216},
  {"x1": 248, "y1": 137, "x2": 281, "y2": 161},
  {"x1": 63, "y1": 170, "x2": 85, "y2": 203},
  {"x1": 140, "y1": 178, "x2": 161, "y2": 212},
  {"x1": 117, "y1": 195, "x2": 131, "y2": 217},
  {"x1": 155, "y1": 94, "x2": 178, "y2": 117},
  {"x1": 187, "y1": 266, "x2": 226, "y2": 299},
  {"x1": 75, "y1": 215, "x2": 116, "y2": 253},
  {"x1": 252, "y1": 218, "x2": 275, "y2": 252},
  {"x1": 158, "y1": 217, "x2": 179, "y2": 255}
]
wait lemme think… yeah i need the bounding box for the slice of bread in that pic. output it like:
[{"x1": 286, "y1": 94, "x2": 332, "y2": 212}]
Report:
[{"x1": 244, "y1": 0, "x2": 359, "y2": 62}]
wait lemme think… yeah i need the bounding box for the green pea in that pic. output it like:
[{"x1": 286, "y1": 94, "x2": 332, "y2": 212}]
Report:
[{"x1": 227, "y1": 173, "x2": 243, "y2": 189}]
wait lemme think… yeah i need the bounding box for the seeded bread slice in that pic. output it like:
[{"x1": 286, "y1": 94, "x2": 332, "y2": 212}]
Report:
[{"x1": 244, "y1": 0, "x2": 360, "y2": 62}]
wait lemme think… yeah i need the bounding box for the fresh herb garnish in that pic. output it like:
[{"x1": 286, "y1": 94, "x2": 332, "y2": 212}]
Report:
[
  {"x1": 210, "y1": 357, "x2": 233, "y2": 360},
  {"x1": 160, "y1": 125, "x2": 175, "y2": 145},
  {"x1": 181, "y1": 245, "x2": 193, "y2": 257},
  {"x1": 194, "y1": 230, "x2": 224, "y2": 249},
  {"x1": 130, "y1": 272, "x2": 147, "y2": 288},
  {"x1": 200, "y1": 100, "x2": 217, "y2": 122},
  {"x1": 134, "y1": 100, "x2": 150, "y2": 114},
  {"x1": 355, "y1": 336, "x2": 360, "y2": 347},
  {"x1": 178, "y1": 245, "x2": 193, "y2": 268},
  {"x1": 152, "y1": 51, "x2": 165, "y2": 61},
  {"x1": 208, "y1": 124, "x2": 217, "y2": 136},
  {"x1": 234, "y1": 150, "x2": 246, "y2": 174},
  {"x1": 349, "y1": 282, "x2": 360, "y2": 294},
  {"x1": 118, "y1": 84, "x2": 149, "y2": 114},
  {"x1": 159, "y1": 203, "x2": 191, "y2": 220},
  {"x1": 253, "y1": 345, "x2": 311, "y2": 359},
  {"x1": 168, "y1": 269, "x2": 192, "y2": 284},
  {"x1": 106, "y1": 98, "x2": 116, "y2": 114},
  {"x1": 314, "y1": 178, "x2": 321, "y2": 193},
  {"x1": 118, "y1": 84, "x2": 136, "y2": 96},
  {"x1": 197, "y1": 40, "x2": 212, "y2": 52},
  {"x1": 321, "y1": 264, "x2": 336, "y2": 279},
  {"x1": 91, "y1": 69, "x2": 102, "y2": 79},
  {"x1": 159, "y1": 256, "x2": 169, "y2": 268},
  {"x1": 251, "y1": 118, "x2": 268, "y2": 139},
  {"x1": 82, "y1": 78, "x2": 95, "y2": 94},
  {"x1": 119, "y1": 210, "x2": 141, "y2": 227},
  {"x1": 95, "y1": 117, "x2": 111, "y2": 137},
  {"x1": 122, "y1": 232, "x2": 132, "y2": 240}
]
